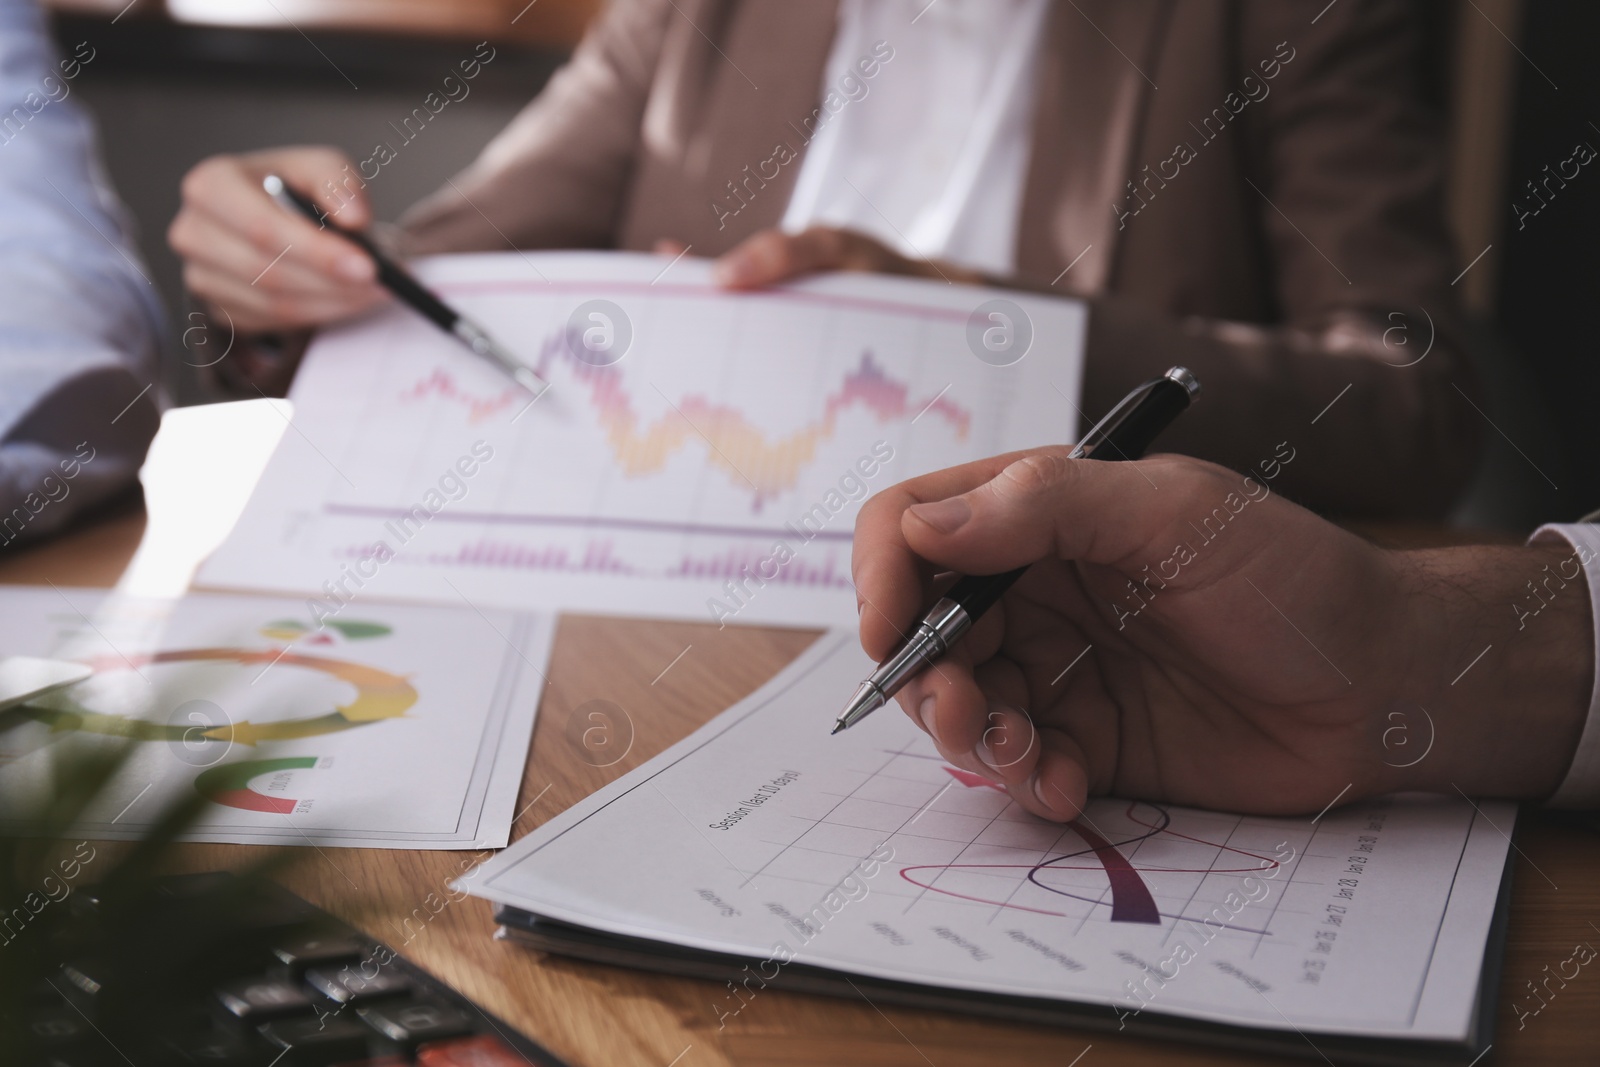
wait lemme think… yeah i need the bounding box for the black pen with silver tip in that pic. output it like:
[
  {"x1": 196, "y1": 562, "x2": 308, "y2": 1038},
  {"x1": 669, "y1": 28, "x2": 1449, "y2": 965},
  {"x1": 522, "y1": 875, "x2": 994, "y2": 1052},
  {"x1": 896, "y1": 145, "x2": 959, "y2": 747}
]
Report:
[
  {"x1": 262, "y1": 174, "x2": 549, "y2": 398},
  {"x1": 832, "y1": 366, "x2": 1200, "y2": 734}
]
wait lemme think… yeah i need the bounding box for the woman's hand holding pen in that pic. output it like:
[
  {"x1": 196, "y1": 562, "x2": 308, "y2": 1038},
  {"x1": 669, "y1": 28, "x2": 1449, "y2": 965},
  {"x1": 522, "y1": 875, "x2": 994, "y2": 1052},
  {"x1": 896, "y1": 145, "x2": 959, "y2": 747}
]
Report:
[
  {"x1": 851, "y1": 450, "x2": 1592, "y2": 822},
  {"x1": 170, "y1": 147, "x2": 388, "y2": 332}
]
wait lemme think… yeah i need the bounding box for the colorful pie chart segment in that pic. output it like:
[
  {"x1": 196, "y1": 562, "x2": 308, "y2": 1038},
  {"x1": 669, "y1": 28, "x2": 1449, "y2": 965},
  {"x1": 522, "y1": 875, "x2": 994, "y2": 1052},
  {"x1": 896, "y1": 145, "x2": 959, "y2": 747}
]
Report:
[{"x1": 194, "y1": 755, "x2": 319, "y2": 814}]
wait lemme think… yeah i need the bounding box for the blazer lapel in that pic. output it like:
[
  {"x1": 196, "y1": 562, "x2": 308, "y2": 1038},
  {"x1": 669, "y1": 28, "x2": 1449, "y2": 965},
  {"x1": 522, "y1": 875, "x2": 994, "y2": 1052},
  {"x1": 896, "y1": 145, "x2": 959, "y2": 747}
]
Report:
[
  {"x1": 644, "y1": 0, "x2": 840, "y2": 251},
  {"x1": 1016, "y1": 0, "x2": 1174, "y2": 293}
]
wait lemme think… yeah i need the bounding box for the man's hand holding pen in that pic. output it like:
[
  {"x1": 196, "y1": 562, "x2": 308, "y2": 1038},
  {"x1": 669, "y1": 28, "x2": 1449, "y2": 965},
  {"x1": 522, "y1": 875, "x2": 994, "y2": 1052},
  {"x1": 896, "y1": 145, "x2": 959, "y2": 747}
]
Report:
[{"x1": 849, "y1": 451, "x2": 1594, "y2": 823}]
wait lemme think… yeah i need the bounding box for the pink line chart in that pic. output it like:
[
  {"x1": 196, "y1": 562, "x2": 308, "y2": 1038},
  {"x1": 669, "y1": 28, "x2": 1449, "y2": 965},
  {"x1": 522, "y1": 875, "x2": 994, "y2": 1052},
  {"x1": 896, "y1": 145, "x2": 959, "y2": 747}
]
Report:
[
  {"x1": 396, "y1": 329, "x2": 970, "y2": 511},
  {"x1": 337, "y1": 537, "x2": 854, "y2": 589}
]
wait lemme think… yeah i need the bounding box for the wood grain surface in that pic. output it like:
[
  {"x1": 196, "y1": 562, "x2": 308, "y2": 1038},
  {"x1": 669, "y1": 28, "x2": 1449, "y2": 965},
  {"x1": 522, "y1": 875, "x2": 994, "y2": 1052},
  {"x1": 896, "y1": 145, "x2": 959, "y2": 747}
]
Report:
[{"x1": 2, "y1": 506, "x2": 1595, "y2": 1067}]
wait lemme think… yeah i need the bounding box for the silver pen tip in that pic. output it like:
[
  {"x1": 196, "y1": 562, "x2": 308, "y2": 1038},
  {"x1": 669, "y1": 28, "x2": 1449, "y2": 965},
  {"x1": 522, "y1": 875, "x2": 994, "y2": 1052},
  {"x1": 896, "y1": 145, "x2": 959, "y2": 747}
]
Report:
[
  {"x1": 490, "y1": 343, "x2": 551, "y2": 396},
  {"x1": 455, "y1": 318, "x2": 552, "y2": 396},
  {"x1": 832, "y1": 681, "x2": 885, "y2": 734}
]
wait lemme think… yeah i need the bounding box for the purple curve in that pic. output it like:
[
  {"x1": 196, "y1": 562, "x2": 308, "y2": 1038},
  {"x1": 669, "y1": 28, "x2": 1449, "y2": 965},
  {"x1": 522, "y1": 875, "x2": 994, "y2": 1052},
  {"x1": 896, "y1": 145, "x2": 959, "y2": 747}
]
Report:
[{"x1": 1063, "y1": 819, "x2": 1162, "y2": 924}]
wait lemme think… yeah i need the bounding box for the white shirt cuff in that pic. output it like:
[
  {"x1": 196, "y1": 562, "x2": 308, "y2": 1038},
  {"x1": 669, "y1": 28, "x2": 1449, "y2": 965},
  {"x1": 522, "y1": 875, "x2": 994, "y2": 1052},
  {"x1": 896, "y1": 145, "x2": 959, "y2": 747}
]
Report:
[{"x1": 1529, "y1": 524, "x2": 1600, "y2": 808}]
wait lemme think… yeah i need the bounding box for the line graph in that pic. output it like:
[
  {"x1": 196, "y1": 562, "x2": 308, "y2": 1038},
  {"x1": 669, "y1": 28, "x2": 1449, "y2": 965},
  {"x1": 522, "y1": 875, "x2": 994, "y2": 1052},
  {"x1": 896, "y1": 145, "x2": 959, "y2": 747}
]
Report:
[
  {"x1": 204, "y1": 254, "x2": 1087, "y2": 626},
  {"x1": 401, "y1": 369, "x2": 520, "y2": 422},
  {"x1": 878, "y1": 762, "x2": 1283, "y2": 931},
  {"x1": 466, "y1": 630, "x2": 1517, "y2": 1042},
  {"x1": 745, "y1": 737, "x2": 1299, "y2": 947},
  {"x1": 398, "y1": 330, "x2": 972, "y2": 512}
]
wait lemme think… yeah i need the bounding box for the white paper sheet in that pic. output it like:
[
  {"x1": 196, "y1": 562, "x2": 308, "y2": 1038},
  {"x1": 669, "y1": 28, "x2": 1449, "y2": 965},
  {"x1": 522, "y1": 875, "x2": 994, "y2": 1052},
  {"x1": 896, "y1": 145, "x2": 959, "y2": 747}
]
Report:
[
  {"x1": 197, "y1": 252, "x2": 1086, "y2": 627},
  {"x1": 0, "y1": 587, "x2": 551, "y2": 849},
  {"x1": 464, "y1": 633, "x2": 1513, "y2": 1041}
]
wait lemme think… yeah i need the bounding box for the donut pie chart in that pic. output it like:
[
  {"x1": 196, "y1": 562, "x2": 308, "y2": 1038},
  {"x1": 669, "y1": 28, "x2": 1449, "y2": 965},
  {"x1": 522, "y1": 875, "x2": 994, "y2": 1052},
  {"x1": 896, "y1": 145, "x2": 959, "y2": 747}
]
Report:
[
  {"x1": 194, "y1": 755, "x2": 319, "y2": 814},
  {"x1": 21, "y1": 647, "x2": 416, "y2": 744}
]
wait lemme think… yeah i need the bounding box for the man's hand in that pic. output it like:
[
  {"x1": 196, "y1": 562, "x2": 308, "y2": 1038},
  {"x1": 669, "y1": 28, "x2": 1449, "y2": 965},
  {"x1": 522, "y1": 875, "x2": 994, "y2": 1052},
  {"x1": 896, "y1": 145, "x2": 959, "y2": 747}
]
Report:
[
  {"x1": 852, "y1": 451, "x2": 1592, "y2": 822},
  {"x1": 169, "y1": 147, "x2": 388, "y2": 333},
  {"x1": 684, "y1": 227, "x2": 984, "y2": 289}
]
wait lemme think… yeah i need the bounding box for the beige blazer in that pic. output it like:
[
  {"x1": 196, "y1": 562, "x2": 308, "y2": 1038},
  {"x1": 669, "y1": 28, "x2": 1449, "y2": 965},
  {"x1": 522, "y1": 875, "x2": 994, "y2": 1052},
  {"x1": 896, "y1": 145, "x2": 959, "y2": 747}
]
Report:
[{"x1": 402, "y1": 0, "x2": 1479, "y2": 518}]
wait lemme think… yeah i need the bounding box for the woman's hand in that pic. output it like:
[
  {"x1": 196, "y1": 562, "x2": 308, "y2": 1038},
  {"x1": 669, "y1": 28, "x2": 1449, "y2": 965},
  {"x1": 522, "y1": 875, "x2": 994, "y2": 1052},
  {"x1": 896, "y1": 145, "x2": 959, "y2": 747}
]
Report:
[
  {"x1": 658, "y1": 227, "x2": 985, "y2": 289},
  {"x1": 169, "y1": 147, "x2": 389, "y2": 333}
]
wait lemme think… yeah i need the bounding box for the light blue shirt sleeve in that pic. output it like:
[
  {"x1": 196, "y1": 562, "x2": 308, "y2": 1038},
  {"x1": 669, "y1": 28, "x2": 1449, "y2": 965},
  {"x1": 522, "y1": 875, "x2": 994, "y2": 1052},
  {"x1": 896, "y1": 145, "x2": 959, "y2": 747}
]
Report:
[{"x1": 0, "y1": 0, "x2": 163, "y2": 547}]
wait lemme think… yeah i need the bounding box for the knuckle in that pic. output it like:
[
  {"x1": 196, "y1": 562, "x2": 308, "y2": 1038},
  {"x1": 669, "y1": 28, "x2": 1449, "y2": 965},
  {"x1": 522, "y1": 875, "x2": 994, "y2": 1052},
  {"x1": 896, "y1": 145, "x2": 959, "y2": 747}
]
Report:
[
  {"x1": 179, "y1": 159, "x2": 215, "y2": 202},
  {"x1": 1169, "y1": 456, "x2": 1235, "y2": 509},
  {"x1": 264, "y1": 293, "x2": 305, "y2": 324},
  {"x1": 253, "y1": 269, "x2": 287, "y2": 296},
  {"x1": 993, "y1": 449, "x2": 1075, "y2": 501},
  {"x1": 853, "y1": 491, "x2": 887, "y2": 528},
  {"x1": 180, "y1": 264, "x2": 209, "y2": 297},
  {"x1": 182, "y1": 155, "x2": 239, "y2": 203},
  {"x1": 753, "y1": 230, "x2": 790, "y2": 266},
  {"x1": 243, "y1": 213, "x2": 285, "y2": 255}
]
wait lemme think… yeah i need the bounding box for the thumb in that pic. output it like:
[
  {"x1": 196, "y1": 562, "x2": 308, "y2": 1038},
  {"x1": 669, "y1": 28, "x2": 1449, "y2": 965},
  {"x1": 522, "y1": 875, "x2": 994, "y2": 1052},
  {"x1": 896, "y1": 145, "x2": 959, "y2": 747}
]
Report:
[{"x1": 902, "y1": 450, "x2": 1233, "y2": 576}]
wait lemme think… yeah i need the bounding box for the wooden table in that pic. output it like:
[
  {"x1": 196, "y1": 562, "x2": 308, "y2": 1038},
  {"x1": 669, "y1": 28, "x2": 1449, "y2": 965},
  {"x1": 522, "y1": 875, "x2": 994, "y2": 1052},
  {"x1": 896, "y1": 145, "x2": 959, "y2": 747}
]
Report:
[{"x1": 3, "y1": 505, "x2": 1596, "y2": 1066}]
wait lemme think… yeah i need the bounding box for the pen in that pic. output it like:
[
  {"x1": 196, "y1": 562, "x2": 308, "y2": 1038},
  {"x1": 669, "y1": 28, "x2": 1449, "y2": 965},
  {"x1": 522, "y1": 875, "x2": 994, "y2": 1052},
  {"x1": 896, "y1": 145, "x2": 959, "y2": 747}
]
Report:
[
  {"x1": 832, "y1": 366, "x2": 1200, "y2": 734},
  {"x1": 261, "y1": 174, "x2": 549, "y2": 397}
]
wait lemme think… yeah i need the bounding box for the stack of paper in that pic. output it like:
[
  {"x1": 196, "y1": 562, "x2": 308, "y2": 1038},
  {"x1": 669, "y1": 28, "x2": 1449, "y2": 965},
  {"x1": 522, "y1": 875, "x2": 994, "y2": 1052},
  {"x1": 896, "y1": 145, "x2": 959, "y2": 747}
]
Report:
[
  {"x1": 463, "y1": 634, "x2": 1513, "y2": 1059},
  {"x1": 0, "y1": 587, "x2": 551, "y2": 849}
]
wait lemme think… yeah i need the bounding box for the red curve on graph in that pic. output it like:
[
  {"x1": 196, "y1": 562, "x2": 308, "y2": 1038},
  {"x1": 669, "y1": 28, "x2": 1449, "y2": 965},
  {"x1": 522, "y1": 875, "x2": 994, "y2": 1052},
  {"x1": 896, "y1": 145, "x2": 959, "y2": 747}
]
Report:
[{"x1": 900, "y1": 771, "x2": 1282, "y2": 931}]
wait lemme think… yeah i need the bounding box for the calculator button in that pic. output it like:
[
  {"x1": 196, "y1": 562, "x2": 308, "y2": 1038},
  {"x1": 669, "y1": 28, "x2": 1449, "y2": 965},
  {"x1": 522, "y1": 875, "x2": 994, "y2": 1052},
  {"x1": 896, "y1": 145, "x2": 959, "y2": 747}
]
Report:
[
  {"x1": 257, "y1": 1016, "x2": 376, "y2": 1065},
  {"x1": 216, "y1": 978, "x2": 314, "y2": 1022},
  {"x1": 305, "y1": 967, "x2": 412, "y2": 1005},
  {"x1": 356, "y1": 1001, "x2": 475, "y2": 1045},
  {"x1": 25, "y1": 1005, "x2": 94, "y2": 1045},
  {"x1": 57, "y1": 960, "x2": 111, "y2": 1006},
  {"x1": 30, "y1": 1049, "x2": 123, "y2": 1067},
  {"x1": 272, "y1": 938, "x2": 366, "y2": 978},
  {"x1": 416, "y1": 1035, "x2": 534, "y2": 1067},
  {"x1": 165, "y1": 1024, "x2": 277, "y2": 1065}
]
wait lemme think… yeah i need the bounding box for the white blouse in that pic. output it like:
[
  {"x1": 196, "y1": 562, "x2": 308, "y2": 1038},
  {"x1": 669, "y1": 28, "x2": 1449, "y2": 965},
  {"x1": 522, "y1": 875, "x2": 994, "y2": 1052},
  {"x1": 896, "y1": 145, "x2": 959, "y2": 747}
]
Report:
[{"x1": 780, "y1": 0, "x2": 1050, "y2": 276}]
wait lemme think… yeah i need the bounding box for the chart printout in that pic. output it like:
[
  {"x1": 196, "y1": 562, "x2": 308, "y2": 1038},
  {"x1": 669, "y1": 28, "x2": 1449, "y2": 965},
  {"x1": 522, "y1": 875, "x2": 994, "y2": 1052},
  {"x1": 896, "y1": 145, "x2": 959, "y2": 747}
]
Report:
[
  {"x1": 464, "y1": 634, "x2": 1513, "y2": 1042},
  {"x1": 198, "y1": 253, "x2": 1086, "y2": 626},
  {"x1": 0, "y1": 587, "x2": 552, "y2": 849}
]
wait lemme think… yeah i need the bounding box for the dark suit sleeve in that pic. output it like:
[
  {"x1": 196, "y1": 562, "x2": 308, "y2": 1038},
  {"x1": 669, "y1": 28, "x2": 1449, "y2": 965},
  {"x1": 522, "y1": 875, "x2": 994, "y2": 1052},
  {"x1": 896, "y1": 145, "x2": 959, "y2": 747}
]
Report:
[
  {"x1": 1080, "y1": 0, "x2": 1480, "y2": 520},
  {"x1": 399, "y1": 0, "x2": 674, "y2": 254}
]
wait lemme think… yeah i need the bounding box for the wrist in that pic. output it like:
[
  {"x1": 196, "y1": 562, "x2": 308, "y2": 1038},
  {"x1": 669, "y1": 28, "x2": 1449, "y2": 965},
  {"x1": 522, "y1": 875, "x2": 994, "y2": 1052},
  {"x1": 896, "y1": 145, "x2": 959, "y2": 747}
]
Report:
[{"x1": 1380, "y1": 543, "x2": 1593, "y2": 799}]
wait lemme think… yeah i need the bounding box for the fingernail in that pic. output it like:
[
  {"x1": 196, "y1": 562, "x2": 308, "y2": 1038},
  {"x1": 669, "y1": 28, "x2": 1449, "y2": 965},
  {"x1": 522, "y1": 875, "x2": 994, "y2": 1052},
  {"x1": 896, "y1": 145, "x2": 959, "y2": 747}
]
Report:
[
  {"x1": 975, "y1": 738, "x2": 999, "y2": 774},
  {"x1": 907, "y1": 497, "x2": 971, "y2": 534},
  {"x1": 1030, "y1": 772, "x2": 1052, "y2": 811},
  {"x1": 337, "y1": 254, "x2": 374, "y2": 282},
  {"x1": 917, "y1": 695, "x2": 937, "y2": 736},
  {"x1": 856, "y1": 598, "x2": 864, "y2": 617}
]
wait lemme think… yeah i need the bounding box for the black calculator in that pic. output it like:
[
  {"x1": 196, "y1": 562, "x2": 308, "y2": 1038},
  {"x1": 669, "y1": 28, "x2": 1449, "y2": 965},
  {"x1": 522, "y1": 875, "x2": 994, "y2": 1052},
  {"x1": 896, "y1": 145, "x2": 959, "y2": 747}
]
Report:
[{"x1": 7, "y1": 872, "x2": 571, "y2": 1067}]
